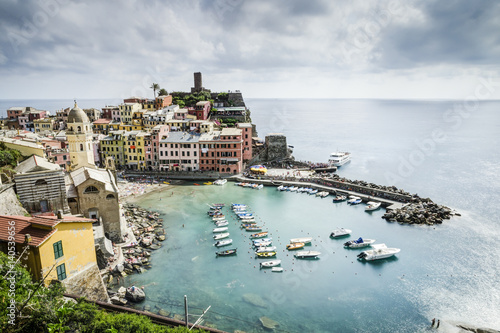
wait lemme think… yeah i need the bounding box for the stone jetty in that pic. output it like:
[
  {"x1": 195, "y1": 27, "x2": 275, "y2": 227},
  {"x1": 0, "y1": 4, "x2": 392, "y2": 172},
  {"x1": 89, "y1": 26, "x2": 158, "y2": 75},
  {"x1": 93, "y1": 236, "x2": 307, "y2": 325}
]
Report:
[{"x1": 382, "y1": 199, "x2": 456, "y2": 225}]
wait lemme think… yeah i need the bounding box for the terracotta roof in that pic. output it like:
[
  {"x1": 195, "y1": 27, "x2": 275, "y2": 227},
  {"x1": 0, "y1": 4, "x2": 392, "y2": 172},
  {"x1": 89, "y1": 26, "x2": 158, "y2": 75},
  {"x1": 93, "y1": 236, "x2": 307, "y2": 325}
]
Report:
[
  {"x1": 93, "y1": 118, "x2": 111, "y2": 124},
  {"x1": 0, "y1": 215, "x2": 95, "y2": 248}
]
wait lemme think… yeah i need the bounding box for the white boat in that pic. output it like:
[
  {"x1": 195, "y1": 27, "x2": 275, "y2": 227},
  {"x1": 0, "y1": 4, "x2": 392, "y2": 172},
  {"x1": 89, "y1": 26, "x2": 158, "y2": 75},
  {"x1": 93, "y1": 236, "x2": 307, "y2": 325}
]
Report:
[
  {"x1": 277, "y1": 185, "x2": 284, "y2": 191},
  {"x1": 239, "y1": 215, "x2": 255, "y2": 220},
  {"x1": 271, "y1": 267, "x2": 284, "y2": 272},
  {"x1": 294, "y1": 251, "x2": 321, "y2": 259},
  {"x1": 213, "y1": 232, "x2": 230, "y2": 240},
  {"x1": 347, "y1": 196, "x2": 362, "y2": 205},
  {"x1": 289, "y1": 186, "x2": 298, "y2": 192},
  {"x1": 253, "y1": 238, "x2": 272, "y2": 247},
  {"x1": 309, "y1": 189, "x2": 318, "y2": 195},
  {"x1": 255, "y1": 246, "x2": 277, "y2": 253},
  {"x1": 365, "y1": 201, "x2": 381, "y2": 211},
  {"x1": 343, "y1": 237, "x2": 376, "y2": 248},
  {"x1": 328, "y1": 151, "x2": 351, "y2": 167},
  {"x1": 215, "y1": 220, "x2": 228, "y2": 226},
  {"x1": 213, "y1": 227, "x2": 228, "y2": 233},
  {"x1": 332, "y1": 195, "x2": 347, "y2": 202},
  {"x1": 253, "y1": 184, "x2": 264, "y2": 190},
  {"x1": 237, "y1": 212, "x2": 252, "y2": 217},
  {"x1": 330, "y1": 228, "x2": 352, "y2": 238},
  {"x1": 357, "y1": 244, "x2": 400, "y2": 261},
  {"x1": 212, "y1": 216, "x2": 226, "y2": 221},
  {"x1": 260, "y1": 260, "x2": 281, "y2": 268},
  {"x1": 213, "y1": 179, "x2": 227, "y2": 185},
  {"x1": 316, "y1": 191, "x2": 329, "y2": 198},
  {"x1": 214, "y1": 239, "x2": 233, "y2": 247},
  {"x1": 290, "y1": 237, "x2": 312, "y2": 244}
]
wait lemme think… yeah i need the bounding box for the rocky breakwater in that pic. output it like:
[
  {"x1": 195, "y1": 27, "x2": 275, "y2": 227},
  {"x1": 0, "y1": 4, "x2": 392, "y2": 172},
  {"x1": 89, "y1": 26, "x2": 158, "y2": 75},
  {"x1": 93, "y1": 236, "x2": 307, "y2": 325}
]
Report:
[{"x1": 382, "y1": 198, "x2": 459, "y2": 225}]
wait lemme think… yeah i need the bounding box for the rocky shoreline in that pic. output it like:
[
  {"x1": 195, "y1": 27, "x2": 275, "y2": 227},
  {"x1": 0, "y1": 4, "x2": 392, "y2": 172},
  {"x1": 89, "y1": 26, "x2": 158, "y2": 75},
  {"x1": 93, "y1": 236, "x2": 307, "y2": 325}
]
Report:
[{"x1": 382, "y1": 199, "x2": 459, "y2": 225}]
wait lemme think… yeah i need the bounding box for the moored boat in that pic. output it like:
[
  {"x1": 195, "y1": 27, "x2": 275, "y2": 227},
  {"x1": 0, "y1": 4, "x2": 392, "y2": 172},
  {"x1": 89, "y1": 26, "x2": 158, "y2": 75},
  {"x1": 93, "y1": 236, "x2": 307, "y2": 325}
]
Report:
[
  {"x1": 255, "y1": 251, "x2": 277, "y2": 258},
  {"x1": 343, "y1": 237, "x2": 376, "y2": 248},
  {"x1": 294, "y1": 251, "x2": 321, "y2": 259},
  {"x1": 214, "y1": 239, "x2": 233, "y2": 247},
  {"x1": 328, "y1": 151, "x2": 351, "y2": 167},
  {"x1": 253, "y1": 237, "x2": 272, "y2": 247},
  {"x1": 290, "y1": 237, "x2": 312, "y2": 244},
  {"x1": 215, "y1": 220, "x2": 229, "y2": 227},
  {"x1": 245, "y1": 226, "x2": 263, "y2": 232},
  {"x1": 213, "y1": 232, "x2": 230, "y2": 240},
  {"x1": 357, "y1": 244, "x2": 400, "y2": 261},
  {"x1": 216, "y1": 248, "x2": 237, "y2": 256},
  {"x1": 250, "y1": 231, "x2": 268, "y2": 239},
  {"x1": 333, "y1": 195, "x2": 347, "y2": 202},
  {"x1": 330, "y1": 228, "x2": 352, "y2": 238},
  {"x1": 255, "y1": 246, "x2": 277, "y2": 253},
  {"x1": 260, "y1": 260, "x2": 281, "y2": 268},
  {"x1": 365, "y1": 201, "x2": 381, "y2": 211},
  {"x1": 213, "y1": 179, "x2": 227, "y2": 186},
  {"x1": 271, "y1": 267, "x2": 284, "y2": 272},
  {"x1": 213, "y1": 227, "x2": 229, "y2": 233},
  {"x1": 212, "y1": 215, "x2": 226, "y2": 221},
  {"x1": 309, "y1": 189, "x2": 318, "y2": 195},
  {"x1": 286, "y1": 242, "x2": 305, "y2": 250},
  {"x1": 347, "y1": 196, "x2": 362, "y2": 205}
]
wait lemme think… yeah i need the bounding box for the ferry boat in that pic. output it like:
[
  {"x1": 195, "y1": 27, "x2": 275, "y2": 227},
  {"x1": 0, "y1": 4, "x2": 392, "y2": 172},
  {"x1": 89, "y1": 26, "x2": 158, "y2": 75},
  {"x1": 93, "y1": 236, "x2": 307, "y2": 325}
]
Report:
[{"x1": 328, "y1": 151, "x2": 351, "y2": 167}]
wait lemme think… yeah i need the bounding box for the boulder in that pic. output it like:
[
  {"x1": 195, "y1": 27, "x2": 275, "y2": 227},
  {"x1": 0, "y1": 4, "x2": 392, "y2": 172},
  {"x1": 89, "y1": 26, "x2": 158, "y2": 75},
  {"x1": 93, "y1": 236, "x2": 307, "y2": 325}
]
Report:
[
  {"x1": 158, "y1": 309, "x2": 170, "y2": 317},
  {"x1": 117, "y1": 286, "x2": 127, "y2": 298},
  {"x1": 125, "y1": 286, "x2": 146, "y2": 302},
  {"x1": 242, "y1": 293, "x2": 267, "y2": 308},
  {"x1": 110, "y1": 296, "x2": 128, "y2": 306},
  {"x1": 259, "y1": 316, "x2": 279, "y2": 330}
]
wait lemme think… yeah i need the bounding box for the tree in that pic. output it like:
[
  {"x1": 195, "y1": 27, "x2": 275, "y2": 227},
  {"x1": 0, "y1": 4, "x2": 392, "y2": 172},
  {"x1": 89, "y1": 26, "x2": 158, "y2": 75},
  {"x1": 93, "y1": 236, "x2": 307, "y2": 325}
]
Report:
[
  {"x1": 150, "y1": 83, "x2": 160, "y2": 98},
  {"x1": 158, "y1": 88, "x2": 168, "y2": 96}
]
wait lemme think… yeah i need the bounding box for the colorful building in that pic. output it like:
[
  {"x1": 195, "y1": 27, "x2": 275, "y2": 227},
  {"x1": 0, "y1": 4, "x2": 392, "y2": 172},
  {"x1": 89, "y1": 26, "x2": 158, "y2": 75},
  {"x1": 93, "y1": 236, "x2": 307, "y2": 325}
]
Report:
[
  {"x1": 199, "y1": 127, "x2": 243, "y2": 173},
  {"x1": 158, "y1": 132, "x2": 200, "y2": 171},
  {"x1": 237, "y1": 123, "x2": 253, "y2": 162},
  {"x1": 99, "y1": 130, "x2": 126, "y2": 168}
]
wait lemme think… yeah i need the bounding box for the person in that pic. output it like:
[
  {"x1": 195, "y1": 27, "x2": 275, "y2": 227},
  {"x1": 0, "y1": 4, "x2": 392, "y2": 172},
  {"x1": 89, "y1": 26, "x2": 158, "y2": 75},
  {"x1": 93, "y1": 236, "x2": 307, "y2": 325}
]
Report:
[
  {"x1": 431, "y1": 318, "x2": 435, "y2": 327},
  {"x1": 436, "y1": 320, "x2": 440, "y2": 328}
]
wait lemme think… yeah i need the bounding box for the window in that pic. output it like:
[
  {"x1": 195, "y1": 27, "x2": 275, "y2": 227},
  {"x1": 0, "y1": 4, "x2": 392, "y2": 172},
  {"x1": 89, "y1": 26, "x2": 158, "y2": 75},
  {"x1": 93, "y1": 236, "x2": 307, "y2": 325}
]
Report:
[
  {"x1": 53, "y1": 241, "x2": 63, "y2": 259},
  {"x1": 80, "y1": 144, "x2": 84, "y2": 151},
  {"x1": 56, "y1": 264, "x2": 67, "y2": 280},
  {"x1": 106, "y1": 194, "x2": 115, "y2": 200},
  {"x1": 84, "y1": 186, "x2": 99, "y2": 194},
  {"x1": 35, "y1": 179, "x2": 48, "y2": 186}
]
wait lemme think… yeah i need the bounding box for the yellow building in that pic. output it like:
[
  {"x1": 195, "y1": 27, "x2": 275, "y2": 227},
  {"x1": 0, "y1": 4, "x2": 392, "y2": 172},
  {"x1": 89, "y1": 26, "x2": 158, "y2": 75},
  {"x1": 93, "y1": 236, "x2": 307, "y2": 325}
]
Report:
[
  {"x1": 119, "y1": 103, "x2": 141, "y2": 124},
  {"x1": 99, "y1": 130, "x2": 126, "y2": 168},
  {"x1": 0, "y1": 214, "x2": 108, "y2": 301},
  {"x1": 0, "y1": 137, "x2": 46, "y2": 157},
  {"x1": 123, "y1": 131, "x2": 146, "y2": 170},
  {"x1": 34, "y1": 118, "x2": 55, "y2": 134}
]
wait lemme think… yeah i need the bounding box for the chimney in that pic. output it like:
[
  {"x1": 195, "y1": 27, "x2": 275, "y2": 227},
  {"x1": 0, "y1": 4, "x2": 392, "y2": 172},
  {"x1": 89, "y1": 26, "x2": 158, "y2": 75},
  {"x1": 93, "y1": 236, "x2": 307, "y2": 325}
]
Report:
[{"x1": 56, "y1": 210, "x2": 63, "y2": 219}]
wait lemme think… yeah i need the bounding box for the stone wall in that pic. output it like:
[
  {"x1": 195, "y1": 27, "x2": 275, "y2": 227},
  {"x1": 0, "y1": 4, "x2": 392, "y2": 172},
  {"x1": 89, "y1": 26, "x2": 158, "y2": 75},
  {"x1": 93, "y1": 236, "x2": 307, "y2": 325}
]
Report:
[
  {"x1": 0, "y1": 185, "x2": 29, "y2": 216},
  {"x1": 63, "y1": 262, "x2": 109, "y2": 302}
]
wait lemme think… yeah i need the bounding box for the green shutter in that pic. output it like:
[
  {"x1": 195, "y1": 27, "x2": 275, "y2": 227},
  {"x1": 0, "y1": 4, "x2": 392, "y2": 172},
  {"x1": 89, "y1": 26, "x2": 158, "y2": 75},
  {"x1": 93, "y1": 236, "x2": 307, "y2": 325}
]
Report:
[
  {"x1": 56, "y1": 264, "x2": 67, "y2": 280},
  {"x1": 53, "y1": 241, "x2": 63, "y2": 259}
]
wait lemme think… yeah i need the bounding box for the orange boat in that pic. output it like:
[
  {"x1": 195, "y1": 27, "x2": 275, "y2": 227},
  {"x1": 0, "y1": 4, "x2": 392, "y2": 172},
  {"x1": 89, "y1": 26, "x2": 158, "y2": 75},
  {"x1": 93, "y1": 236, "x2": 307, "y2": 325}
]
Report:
[{"x1": 286, "y1": 242, "x2": 305, "y2": 250}]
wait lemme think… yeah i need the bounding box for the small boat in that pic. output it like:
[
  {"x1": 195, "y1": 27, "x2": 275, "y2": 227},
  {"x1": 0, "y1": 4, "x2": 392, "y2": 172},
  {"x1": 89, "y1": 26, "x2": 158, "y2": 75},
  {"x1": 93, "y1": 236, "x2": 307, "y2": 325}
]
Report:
[
  {"x1": 216, "y1": 248, "x2": 236, "y2": 256},
  {"x1": 277, "y1": 185, "x2": 285, "y2": 191},
  {"x1": 214, "y1": 239, "x2": 233, "y2": 247},
  {"x1": 213, "y1": 232, "x2": 230, "y2": 240},
  {"x1": 330, "y1": 228, "x2": 352, "y2": 238},
  {"x1": 213, "y1": 179, "x2": 227, "y2": 186},
  {"x1": 236, "y1": 212, "x2": 253, "y2": 217},
  {"x1": 240, "y1": 217, "x2": 255, "y2": 223},
  {"x1": 250, "y1": 231, "x2": 268, "y2": 239},
  {"x1": 241, "y1": 222, "x2": 257, "y2": 228},
  {"x1": 260, "y1": 260, "x2": 281, "y2": 268},
  {"x1": 280, "y1": 186, "x2": 288, "y2": 191},
  {"x1": 213, "y1": 227, "x2": 229, "y2": 233},
  {"x1": 289, "y1": 186, "x2": 298, "y2": 192},
  {"x1": 215, "y1": 220, "x2": 229, "y2": 227},
  {"x1": 253, "y1": 238, "x2": 272, "y2": 247},
  {"x1": 286, "y1": 242, "x2": 305, "y2": 250},
  {"x1": 365, "y1": 201, "x2": 381, "y2": 211},
  {"x1": 272, "y1": 267, "x2": 284, "y2": 272},
  {"x1": 357, "y1": 244, "x2": 400, "y2": 261},
  {"x1": 207, "y1": 210, "x2": 222, "y2": 216},
  {"x1": 255, "y1": 246, "x2": 277, "y2": 253},
  {"x1": 294, "y1": 251, "x2": 321, "y2": 259},
  {"x1": 239, "y1": 215, "x2": 255, "y2": 220},
  {"x1": 344, "y1": 237, "x2": 376, "y2": 248},
  {"x1": 309, "y1": 189, "x2": 318, "y2": 195},
  {"x1": 212, "y1": 216, "x2": 226, "y2": 221},
  {"x1": 347, "y1": 196, "x2": 362, "y2": 205},
  {"x1": 245, "y1": 226, "x2": 263, "y2": 232},
  {"x1": 231, "y1": 203, "x2": 246, "y2": 207},
  {"x1": 290, "y1": 237, "x2": 312, "y2": 244},
  {"x1": 255, "y1": 251, "x2": 277, "y2": 258},
  {"x1": 332, "y1": 195, "x2": 347, "y2": 202},
  {"x1": 212, "y1": 203, "x2": 225, "y2": 207},
  {"x1": 204, "y1": 182, "x2": 213, "y2": 185}
]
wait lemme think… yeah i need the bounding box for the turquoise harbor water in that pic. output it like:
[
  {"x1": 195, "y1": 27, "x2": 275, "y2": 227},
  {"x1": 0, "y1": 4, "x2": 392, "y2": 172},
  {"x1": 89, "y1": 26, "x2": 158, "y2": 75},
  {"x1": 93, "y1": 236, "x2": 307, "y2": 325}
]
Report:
[
  {"x1": 124, "y1": 99, "x2": 500, "y2": 332},
  {"x1": 1, "y1": 98, "x2": 499, "y2": 332}
]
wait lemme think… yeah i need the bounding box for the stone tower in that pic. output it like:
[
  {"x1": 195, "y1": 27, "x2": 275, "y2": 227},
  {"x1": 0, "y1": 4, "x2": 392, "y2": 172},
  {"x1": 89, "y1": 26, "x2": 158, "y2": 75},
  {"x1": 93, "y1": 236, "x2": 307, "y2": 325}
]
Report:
[
  {"x1": 66, "y1": 102, "x2": 95, "y2": 170},
  {"x1": 191, "y1": 72, "x2": 210, "y2": 93}
]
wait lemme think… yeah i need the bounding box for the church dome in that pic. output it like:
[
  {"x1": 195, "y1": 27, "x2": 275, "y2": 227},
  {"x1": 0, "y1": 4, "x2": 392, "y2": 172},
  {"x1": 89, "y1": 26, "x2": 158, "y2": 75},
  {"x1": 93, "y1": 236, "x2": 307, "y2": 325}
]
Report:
[{"x1": 68, "y1": 102, "x2": 89, "y2": 123}]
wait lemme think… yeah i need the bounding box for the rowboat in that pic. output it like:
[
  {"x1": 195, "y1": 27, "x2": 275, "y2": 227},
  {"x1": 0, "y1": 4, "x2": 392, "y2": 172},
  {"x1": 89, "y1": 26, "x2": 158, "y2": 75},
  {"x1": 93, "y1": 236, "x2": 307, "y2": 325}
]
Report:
[
  {"x1": 250, "y1": 232, "x2": 268, "y2": 239},
  {"x1": 255, "y1": 251, "x2": 277, "y2": 258},
  {"x1": 212, "y1": 216, "x2": 226, "y2": 221},
  {"x1": 294, "y1": 251, "x2": 321, "y2": 259},
  {"x1": 255, "y1": 246, "x2": 277, "y2": 253},
  {"x1": 253, "y1": 238, "x2": 272, "y2": 247},
  {"x1": 240, "y1": 223, "x2": 257, "y2": 228},
  {"x1": 213, "y1": 232, "x2": 230, "y2": 240},
  {"x1": 215, "y1": 220, "x2": 229, "y2": 227},
  {"x1": 216, "y1": 248, "x2": 237, "y2": 256},
  {"x1": 290, "y1": 237, "x2": 312, "y2": 244},
  {"x1": 260, "y1": 260, "x2": 281, "y2": 268},
  {"x1": 286, "y1": 242, "x2": 305, "y2": 250},
  {"x1": 213, "y1": 227, "x2": 228, "y2": 233}
]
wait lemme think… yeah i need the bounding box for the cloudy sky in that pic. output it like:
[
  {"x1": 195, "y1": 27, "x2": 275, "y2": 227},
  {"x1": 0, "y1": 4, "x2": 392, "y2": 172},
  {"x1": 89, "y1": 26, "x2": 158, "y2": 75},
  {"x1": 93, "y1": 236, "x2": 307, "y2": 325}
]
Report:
[{"x1": 0, "y1": 0, "x2": 499, "y2": 100}]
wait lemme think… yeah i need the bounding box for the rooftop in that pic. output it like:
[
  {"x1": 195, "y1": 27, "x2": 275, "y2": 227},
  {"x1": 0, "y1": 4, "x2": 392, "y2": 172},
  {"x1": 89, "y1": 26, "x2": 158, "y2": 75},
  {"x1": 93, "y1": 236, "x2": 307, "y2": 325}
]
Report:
[{"x1": 159, "y1": 131, "x2": 200, "y2": 143}]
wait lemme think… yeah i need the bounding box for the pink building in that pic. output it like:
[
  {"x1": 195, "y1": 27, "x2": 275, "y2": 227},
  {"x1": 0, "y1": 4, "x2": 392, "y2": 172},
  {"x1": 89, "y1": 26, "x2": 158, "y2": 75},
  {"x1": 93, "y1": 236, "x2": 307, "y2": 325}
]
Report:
[
  {"x1": 145, "y1": 125, "x2": 169, "y2": 171},
  {"x1": 158, "y1": 132, "x2": 200, "y2": 171},
  {"x1": 199, "y1": 128, "x2": 243, "y2": 174},
  {"x1": 101, "y1": 106, "x2": 120, "y2": 122},
  {"x1": 237, "y1": 123, "x2": 253, "y2": 162},
  {"x1": 188, "y1": 101, "x2": 211, "y2": 120}
]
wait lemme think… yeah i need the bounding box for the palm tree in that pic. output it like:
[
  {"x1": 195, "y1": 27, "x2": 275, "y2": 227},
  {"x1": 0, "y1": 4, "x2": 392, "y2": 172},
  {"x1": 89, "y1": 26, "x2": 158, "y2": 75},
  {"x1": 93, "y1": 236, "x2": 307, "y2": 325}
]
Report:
[
  {"x1": 158, "y1": 88, "x2": 168, "y2": 96},
  {"x1": 150, "y1": 83, "x2": 160, "y2": 98}
]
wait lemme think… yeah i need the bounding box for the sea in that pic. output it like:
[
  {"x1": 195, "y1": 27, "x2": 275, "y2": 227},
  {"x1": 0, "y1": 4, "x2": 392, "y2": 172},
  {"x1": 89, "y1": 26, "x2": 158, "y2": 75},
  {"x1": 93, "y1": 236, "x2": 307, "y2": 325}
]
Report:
[{"x1": 1, "y1": 98, "x2": 500, "y2": 332}]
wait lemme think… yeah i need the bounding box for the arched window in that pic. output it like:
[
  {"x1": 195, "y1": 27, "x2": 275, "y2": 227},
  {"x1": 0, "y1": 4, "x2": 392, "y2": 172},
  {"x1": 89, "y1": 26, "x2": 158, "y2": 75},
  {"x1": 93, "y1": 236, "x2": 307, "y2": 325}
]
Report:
[
  {"x1": 80, "y1": 144, "x2": 84, "y2": 151},
  {"x1": 77, "y1": 126, "x2": 81, "y2": 132},
  {"x1": 84, "y1": 186, "x2": 99, "y2": 194},
  {"x1": 68, "y1": 198, "x2": 77, "y2": 203},
  {"x1": 106, "y1": 194, "x2": 115, "y2": 200},
  {"x1": 35, "y1": 179, "x2": 48, "y2": 186},
  {"x1": 226, "y1": 167, "x2": 230, "y2": 172}
]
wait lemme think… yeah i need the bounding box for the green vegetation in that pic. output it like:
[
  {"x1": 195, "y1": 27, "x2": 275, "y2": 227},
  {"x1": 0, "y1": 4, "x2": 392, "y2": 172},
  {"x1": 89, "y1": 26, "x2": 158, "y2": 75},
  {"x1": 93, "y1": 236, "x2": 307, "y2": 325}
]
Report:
[
  {"x1": 0, "y1": 142, "x2": 23, "y2": 168},
  {"x1": 171, "y1": 91, "x2": 213, "y2": 108},
  {"x1": 0, "y1": 252, "x2": 206, "y2": 333},
  {"x1": 150, "y1": 83, "x2": 160, "y2": 98},
  {"x1": 158, "y1": 88, "x2": 169, "y2": 96}
]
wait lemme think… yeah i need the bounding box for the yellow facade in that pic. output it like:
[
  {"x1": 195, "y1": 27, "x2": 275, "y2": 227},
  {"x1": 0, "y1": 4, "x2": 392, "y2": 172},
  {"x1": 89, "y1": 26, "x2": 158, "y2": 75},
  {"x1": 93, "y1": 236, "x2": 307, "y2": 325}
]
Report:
[
  {"x1": 100, "y1": 131, "x2": 126, "y2": 168},
  {"x1": 0, "y1": 138, "x2": 45, "y2": 157},
  {"x1": 21, "y1": 221, "x2": 96, "y2": 285},
  {"x1": 34, "y1": 118, "x2": 54, "y2": 133}
]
